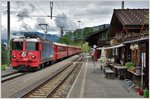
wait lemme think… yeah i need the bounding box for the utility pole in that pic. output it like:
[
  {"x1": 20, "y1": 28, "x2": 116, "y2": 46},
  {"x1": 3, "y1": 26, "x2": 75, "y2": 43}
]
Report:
[
  {"x1": 7, "y1": 1, "x2": 10, "y2": 68},
  {"x1": 122, "y1": 1, "x2": 124, "y2": 9},
  {"x1": 59, "y1": 26, "x2": 64, "y2": 37},
  {"x1": 50, "y1": 1, "x2": 53, "y2": 19}
]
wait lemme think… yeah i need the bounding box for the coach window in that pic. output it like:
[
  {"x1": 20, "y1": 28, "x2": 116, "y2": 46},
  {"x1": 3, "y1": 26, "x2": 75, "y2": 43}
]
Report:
[
  {"x1": 26, "y1": 42, "x2": 39, "y2": 51},
  {"x1": 12, "y1": 42, "x2": 23, "y2": 50}
]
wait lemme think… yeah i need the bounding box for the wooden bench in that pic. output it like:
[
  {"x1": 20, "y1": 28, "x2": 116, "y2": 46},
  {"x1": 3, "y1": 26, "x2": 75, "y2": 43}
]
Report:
[{"x1": 104, "y1": 67, "x2": 115, "y2": 79}]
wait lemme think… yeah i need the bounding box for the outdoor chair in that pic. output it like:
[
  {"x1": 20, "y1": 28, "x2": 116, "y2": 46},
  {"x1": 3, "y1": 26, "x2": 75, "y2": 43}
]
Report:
[
  {"x1": 104, "y1": 67, "x2": 115, "y2": 79},
  {"x1": 118, "y1": 69, "x2": 127, "y2": 79}
]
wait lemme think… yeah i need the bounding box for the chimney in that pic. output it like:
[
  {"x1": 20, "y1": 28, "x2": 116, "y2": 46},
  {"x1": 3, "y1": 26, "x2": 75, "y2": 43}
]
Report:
[{"x1": 122, "y1": 1, "x2": 124, "y2": 9}]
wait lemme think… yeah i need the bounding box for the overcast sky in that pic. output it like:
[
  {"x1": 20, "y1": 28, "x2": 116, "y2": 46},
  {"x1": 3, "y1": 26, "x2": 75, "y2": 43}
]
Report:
[{"x1": 1, "y1": 1, "x2": 149, "y2": 39}]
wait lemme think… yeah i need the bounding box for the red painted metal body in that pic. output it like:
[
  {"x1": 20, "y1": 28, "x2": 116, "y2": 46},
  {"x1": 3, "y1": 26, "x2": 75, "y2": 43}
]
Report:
[
  {"x1": 11, "y1": 38, "x2": 81, "y2": 71},
  {"x1": 68, "y1": 46, "x2": 75, "y2": 56},
  {"x1": 12, "y1": 50, "x2": 40, "y2": 68},
  {"x1": 11, "y1": 39, "x2": 42, "y2": 70},
  {"x1": 53, "y1": 43, "x2": 68, "y2": 61}
]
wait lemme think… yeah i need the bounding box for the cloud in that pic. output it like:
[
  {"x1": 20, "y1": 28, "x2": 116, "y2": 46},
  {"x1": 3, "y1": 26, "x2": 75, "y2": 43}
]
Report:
[
  {"x1": 1, "y1": 27, "x2": 7, "y2": 40},
  {"x1": 34, "y1": 18, "x2": 58, "y2": 32},
  {"x1": 16, "y1": 2, "x2": 36, "y2": 21},
  {"x1": 20, "y1": 21, "x2": 34, "y2": 31},
  {"x1": 17, "y1": 8, "x2": 30, "y2": 21},
  {"x1": 54, "y1": 14, "x2": 77, "y2": 31},
  {"x1": 1, "y1": 1, "x2": 149, "y2": 37}
]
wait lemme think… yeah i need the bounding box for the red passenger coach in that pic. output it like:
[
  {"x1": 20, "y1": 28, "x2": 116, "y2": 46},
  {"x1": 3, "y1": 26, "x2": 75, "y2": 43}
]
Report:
[
  {"x1": 68, "y1": 45, "x2": 75, "y2": 56},
  {"x1": 75, "y1": 47, "x2": 82, "y2": 54},
  {"x1": 53, "y1": 42, "x2": 68, "y2": 61}
]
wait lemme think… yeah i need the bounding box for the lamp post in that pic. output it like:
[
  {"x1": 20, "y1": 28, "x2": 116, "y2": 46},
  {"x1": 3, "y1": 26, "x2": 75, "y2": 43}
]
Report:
[
  {"x1": 77, "y1": 21, "x2": 81, "y2": 39},
  {"x1": 78, "y1": 21, "x2": 81, "y2": 29}
]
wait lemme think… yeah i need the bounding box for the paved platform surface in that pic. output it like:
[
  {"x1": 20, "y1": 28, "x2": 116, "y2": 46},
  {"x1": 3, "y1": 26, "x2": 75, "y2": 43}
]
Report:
[
  {"x1": 67, "y1": 55, "x2": 142, "y2": 98},
  {"x1": 1, "y1": 55, "x2": 79, "y2": 98},
  {"x1": 1, "y1": 67, "x2": 17, "y2": 76}
]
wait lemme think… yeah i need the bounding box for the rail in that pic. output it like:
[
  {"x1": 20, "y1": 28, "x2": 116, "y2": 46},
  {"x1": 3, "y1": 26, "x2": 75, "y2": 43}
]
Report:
[{"x1": 21, "y1": 55, "x2": 84, "y2": 98}]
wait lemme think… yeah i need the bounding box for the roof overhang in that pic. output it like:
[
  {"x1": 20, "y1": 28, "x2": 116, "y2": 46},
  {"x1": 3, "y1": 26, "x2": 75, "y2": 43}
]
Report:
[
  {"x1": 96, "y1": 43, "x2": 124, "y2": 50},
  {"x1": 123, "y1": 37, "x2": 149, "y2": 44}
]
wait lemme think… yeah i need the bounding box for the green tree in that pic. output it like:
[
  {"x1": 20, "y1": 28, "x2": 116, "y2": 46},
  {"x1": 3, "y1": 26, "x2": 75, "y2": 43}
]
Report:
[
  {"x1": 81, "y1": 42, "x2": 90, "y2": 53},
  {"x1": 1, "y1": 45, "x2": 8, "y2": 65},
  {"x1": 58, "y1": 27, "x2": 94, "y2": 46}
]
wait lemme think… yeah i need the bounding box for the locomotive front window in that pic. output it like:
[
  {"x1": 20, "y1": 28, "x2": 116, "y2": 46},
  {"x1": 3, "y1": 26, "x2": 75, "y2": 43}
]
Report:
[
  {"x1": 12, "y1": 42, "x2": 23, "y2": 50},
  {"x1": 26, "y1": 42, "x2": 39, "y2": 51}
]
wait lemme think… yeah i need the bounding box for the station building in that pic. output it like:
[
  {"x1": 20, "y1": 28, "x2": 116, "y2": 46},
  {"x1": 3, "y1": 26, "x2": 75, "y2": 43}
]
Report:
[{"x1": 86, "y1": 9, "x2": 149, "y2": 89}]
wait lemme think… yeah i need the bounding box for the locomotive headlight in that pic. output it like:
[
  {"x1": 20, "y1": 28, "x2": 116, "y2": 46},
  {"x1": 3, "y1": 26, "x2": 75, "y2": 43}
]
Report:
[
  {"x1": 32, "y1": 55, "x2": 36, "y2": 58},
  {"x1": 12, "y1": 55, "x2": 16, "y2": 58}
]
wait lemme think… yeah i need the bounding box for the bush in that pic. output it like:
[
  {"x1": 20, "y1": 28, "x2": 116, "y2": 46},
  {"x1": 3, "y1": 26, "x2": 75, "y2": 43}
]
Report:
[
  {"x1": 2, "y1": 45, "x2": 8, "y2": 65},
  {"x1": 1, "y1": 64, "x2": 6, "y2": 71}
]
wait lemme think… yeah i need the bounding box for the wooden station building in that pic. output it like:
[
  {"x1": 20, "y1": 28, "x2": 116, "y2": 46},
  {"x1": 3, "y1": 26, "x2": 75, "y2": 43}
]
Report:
[
  {"x1": 86, "y1": 24, "x2": 110, "y2": 58},
  {"x1": 86, "y1": 9, "x2": 149, "y2": 89}
]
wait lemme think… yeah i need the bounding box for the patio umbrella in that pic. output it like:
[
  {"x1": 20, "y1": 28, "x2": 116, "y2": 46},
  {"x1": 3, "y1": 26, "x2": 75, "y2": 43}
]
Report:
[{"x1": 98, "y1": 47, "x2": 107, "y2": 62}]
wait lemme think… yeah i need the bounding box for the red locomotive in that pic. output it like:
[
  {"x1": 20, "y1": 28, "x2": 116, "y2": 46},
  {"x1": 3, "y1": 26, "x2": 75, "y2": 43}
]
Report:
[{"x1": 11, "y1": 34, "x2": 81, "y2": 71}]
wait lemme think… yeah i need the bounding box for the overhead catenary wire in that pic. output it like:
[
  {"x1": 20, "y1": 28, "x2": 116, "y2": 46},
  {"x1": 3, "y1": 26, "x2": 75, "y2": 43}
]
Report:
[{"x1": 34, "y1": 2, "x2": 48, "y2": 15}]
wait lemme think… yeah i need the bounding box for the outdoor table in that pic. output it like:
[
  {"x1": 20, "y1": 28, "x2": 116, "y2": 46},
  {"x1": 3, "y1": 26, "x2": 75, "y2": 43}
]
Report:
[
  {"x1": 127, "y1": 70, "x2": 144, "y2": 76},
  {"x1": 109, "y1": 64, "x2": 127, "y2": 79}
]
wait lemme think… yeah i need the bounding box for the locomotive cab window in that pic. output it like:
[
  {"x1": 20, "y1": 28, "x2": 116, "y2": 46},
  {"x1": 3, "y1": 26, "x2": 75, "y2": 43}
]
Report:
[
  {"x1": 26, "y1": 42, "x2": 39, "y2": 51},
  {"x1": 12, "y1": 42, "x2": 23, "y2": 50}
]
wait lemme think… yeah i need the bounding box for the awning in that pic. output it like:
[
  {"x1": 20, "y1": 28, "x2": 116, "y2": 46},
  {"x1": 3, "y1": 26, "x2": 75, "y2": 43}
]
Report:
[
  {"x1": 96, "y1": 43, "x2": 124, "y2": 50},
  {"x1": 92, "y1": 37, "x2": 148, "y2": 50}
]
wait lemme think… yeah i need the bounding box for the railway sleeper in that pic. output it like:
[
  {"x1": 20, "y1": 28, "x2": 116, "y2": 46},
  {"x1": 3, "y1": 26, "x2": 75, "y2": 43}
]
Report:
[
  {"x1": 39, "y1": 90, "x2": 51, "y2": 93},
  {"x1": 38, "y1": 89, "x2": 51, "y2": 92},
  {"x1": 29, "y1": 95, "x2": 47, "y2": 98},
  {"x1": 32, "y1": 93, "x2": 47, "y2": 96},
  {"x1": 23, "y1": 56, "x2": 83, "y2": 98}
]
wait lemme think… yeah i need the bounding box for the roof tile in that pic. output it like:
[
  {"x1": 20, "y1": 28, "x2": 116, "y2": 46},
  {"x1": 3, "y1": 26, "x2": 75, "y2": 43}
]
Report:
[{"x1": 115, "y1": 9, "x2": 149, "y2": 25}]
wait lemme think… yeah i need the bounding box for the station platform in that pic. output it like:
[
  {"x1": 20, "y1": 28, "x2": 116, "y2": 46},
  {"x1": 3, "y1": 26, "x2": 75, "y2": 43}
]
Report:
[
  {"x1": 67, "y1": 55, "x2": 142, "y2": 98},
  {"x1": 1, "y1": 67, "x2": 17, "y2": 76}
]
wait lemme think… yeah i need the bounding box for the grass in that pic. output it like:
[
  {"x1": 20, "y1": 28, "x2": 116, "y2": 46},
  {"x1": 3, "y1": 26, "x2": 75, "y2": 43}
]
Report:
[{"x1": 1, "y1": 64, "x2": 6, "y2": 71}]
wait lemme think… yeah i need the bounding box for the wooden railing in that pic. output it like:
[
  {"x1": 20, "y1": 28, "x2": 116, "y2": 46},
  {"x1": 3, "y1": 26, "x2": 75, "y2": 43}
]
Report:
[{"x1": 122, "y1": 31, "x2": 149, "y2": 42}]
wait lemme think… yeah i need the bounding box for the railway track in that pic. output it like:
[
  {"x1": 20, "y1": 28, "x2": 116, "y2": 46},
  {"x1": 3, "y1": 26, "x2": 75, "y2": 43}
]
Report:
[
  {"x1": 1, "y1": 72, "x2": 28, "y2": 83},
  {"x1": 22, "y1": 55, "x2": 84, "y2": 98}
]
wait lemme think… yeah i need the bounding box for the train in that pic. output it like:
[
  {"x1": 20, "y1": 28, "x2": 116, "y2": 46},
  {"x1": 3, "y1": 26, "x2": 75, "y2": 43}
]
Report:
[{"x1": 11, "y1": 34, "x2": 81, "y2": 71}]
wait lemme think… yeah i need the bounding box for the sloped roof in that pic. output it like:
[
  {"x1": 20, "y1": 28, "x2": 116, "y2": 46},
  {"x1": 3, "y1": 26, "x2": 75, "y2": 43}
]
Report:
[
  {"x1": 86, "y1": 28, "x2": 108, "y2": 38},
  {"x1": 114, "y1": 9, "x2": 149, "y2": 26}
]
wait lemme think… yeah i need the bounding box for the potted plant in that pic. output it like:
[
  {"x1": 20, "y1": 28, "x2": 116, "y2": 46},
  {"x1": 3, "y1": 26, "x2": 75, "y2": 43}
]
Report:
[
  {"x1": 125, "y1": 62, "x2": 136, "y2": 72},
  {"x1": 137, "y1": 82, "x2": 144, "y2": 96}
]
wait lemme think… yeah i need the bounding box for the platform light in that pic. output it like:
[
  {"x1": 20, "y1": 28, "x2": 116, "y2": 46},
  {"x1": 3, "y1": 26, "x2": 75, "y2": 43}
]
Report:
[
  {"x1": 130, "y1": 45, "x2": 134, "y2": 50},
  {"x1": 134, "y1": 44, "x2": 139, "y2": 49}
]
